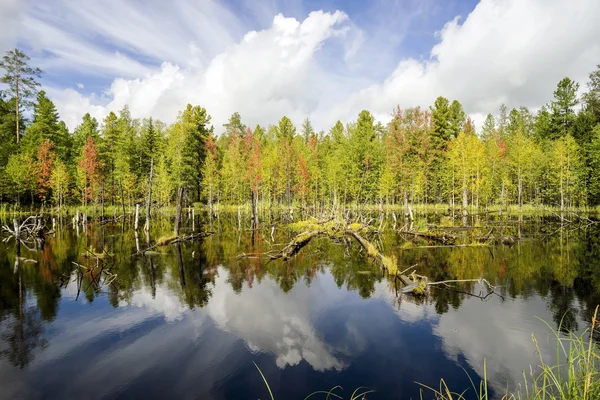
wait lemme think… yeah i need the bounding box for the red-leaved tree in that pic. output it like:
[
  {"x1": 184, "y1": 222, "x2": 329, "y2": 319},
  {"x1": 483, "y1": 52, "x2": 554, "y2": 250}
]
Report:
[
  {"x1": 78, "y1": 137, "x2": 104, "y2": 205},
  {"x1": 36, "y1": 140, "x2": 56, "y2": 201}
]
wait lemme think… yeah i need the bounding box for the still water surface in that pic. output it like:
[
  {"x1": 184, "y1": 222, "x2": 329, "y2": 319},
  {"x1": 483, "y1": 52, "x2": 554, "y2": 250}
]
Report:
[{"x1": 1, "y1": 213, "x2": 599, "y2": 399}]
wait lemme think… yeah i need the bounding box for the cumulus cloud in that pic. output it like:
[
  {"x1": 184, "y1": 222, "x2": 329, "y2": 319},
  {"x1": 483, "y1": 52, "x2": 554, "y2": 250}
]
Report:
[
  {"x1": 333, "y1": 0, "x2": 600, "y2": 125},
  {"x1": 4, "y1": 0, "x2": 599, "y2": 132},
  {"x1": 205, "y1": 269, "x2": 347, "y2": 371},
  {"x1": 46, "y1": 9, "x2": 351, "y2": 130},
  {"x1": 433, "y1": 295, "x2": 567, "y2": 395}
]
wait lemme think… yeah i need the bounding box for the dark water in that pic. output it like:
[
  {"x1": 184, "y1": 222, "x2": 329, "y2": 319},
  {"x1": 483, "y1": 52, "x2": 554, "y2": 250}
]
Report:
[{"x1": 1, "y1": 212, "x2": 599, "y2": 400}]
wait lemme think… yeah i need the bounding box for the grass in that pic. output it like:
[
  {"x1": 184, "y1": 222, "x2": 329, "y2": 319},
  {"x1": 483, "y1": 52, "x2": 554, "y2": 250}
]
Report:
[
  {"x1": 254, "y1": 363, "x2": 374, "y2": 400},
  {"x1": 254, "y1": 307, "x2": 599, "y2": 400},
  {"x1": 419, "y1": 306, "x2": 600, "y2": 400}
]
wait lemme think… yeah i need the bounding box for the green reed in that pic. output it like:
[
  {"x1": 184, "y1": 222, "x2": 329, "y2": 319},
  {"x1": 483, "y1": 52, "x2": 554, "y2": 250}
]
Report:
[
  {"x1": 255, "y1": 307, "x2": 599, "y2": 400},
  {"x1": 419, "y1": 306, "x2": 600, "y2": 400}
]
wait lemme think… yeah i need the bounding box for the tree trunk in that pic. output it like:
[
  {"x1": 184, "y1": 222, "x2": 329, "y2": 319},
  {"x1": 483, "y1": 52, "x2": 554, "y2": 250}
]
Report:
[
  {"x1": 101, "y1": 182, "x2": 105, "y2": 219},
  {"x1": 145, "y1": 158, "x2": 153, "y2": 232},
  {"x1": 518, "y1": 173, "x2": 523, "y2": 212},
  {"x1": 500, "y1": 181, "x2": 505, "y2": 214},
  {"x1": 119, "y1": 180, "x2": 126, "y2": 216},
  {"x1": 251, "y1": 189, "x2": 258, "y2": 226},
  {"x1": 208, "y1": 183, "x2": 213, "y2": 215},
  {"x1": 462, "y1": 174, "x2": 468, "y2": 217},
  {"x1": 15, "y1": 78, "x2": 19, "y2": 144},
  {"x1": 174, "y1": 185, "x2": 184, "y2": 235},
  {"x1": 134, "y1": 204, "x2": 140, "y2": 231}
]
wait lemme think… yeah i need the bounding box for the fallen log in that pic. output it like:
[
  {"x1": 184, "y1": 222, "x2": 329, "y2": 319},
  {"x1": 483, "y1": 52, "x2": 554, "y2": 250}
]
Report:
[
  {"x1": 238, "y1": 219, "x2": 410, "y2": 278},
  {"x1": 132, "y1": 231, "x2": 214, "y2": 257}
]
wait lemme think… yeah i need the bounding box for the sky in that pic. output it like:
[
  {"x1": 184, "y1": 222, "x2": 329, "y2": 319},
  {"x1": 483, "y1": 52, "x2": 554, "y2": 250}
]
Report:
[{"x1": 0, "y1": 0, "x2": 599, "y2": 132}]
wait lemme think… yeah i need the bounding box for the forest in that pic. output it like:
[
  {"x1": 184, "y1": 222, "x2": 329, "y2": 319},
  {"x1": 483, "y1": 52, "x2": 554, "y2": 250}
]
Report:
[{"x1": 2, "y1": 48, "x2": 600, "y2": 213}]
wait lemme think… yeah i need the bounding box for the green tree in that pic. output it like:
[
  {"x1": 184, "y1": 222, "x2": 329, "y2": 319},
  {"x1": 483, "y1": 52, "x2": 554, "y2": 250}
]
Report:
[
  {"x1": 301, "y1": 117, "x2": 315, "y2": 143},
  {"x1": 50, "y1": 160, "x2": 69, "y2": 209},
  {"x1": 21, "y1": 91, "x2": 65, "y2": 158},
  {"x1": 481, "y1": 113, "x2": 496, "y2": 141},
  {"x1": 346, "y1": 110, "x2": 381, "y2": 205},
  {"x1": 0, "y1": 49, "x2": 42, "y2": 143},
  {"x1": 588, "y1": 126, "x2": 600, "y2": 205},
  {"x1": 223, "y1": 112, "x2": 245, "y2": 138},
  {"x1": 73, "y1": 113, "x2": 100, "y2": 155},
  {"x1": 166, "y1": 104, "x2": 212, "y2": 202},
  {"x1": 449, "y1": 100, "x2": 466, "y2": 138},
  {"x1": 6, "y1": 153, "x2": 36, "y2": 204},
  {"x1": 507, "y1": 128, "x2": 537, "y2": 210},
  {"x1": 550, "y1": 135, "x2": 583, "y2": 209},
  {"x1": 201, "y1": 133, "x2": 220, "y2": 210},
  {"x1": 551, "y1": 77, "x2": 579, "y2": 138},
  {"x1": 534, "y1": 106, "x2": 553, "y2": 141},
  {"x1": 582, "y1": 64, "x2": 600, "y2": 122}
]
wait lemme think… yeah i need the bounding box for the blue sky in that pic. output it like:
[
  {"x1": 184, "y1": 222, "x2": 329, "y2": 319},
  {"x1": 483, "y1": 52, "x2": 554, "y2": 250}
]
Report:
[{"x1": 0, "y1": 0, "x2": 598, "y2": 131}]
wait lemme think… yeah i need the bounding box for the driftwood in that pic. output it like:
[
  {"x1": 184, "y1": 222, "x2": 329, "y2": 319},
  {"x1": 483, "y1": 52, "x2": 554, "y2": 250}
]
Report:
[
  {"x1": 238, "y1": 220, "x2": 406, "y2": 279},
  {"x1": 133, "y1": 231, "x2": 214, "y2": 257},
  {"x1": 2, "y1": 216, "x2": 47, "y2": 239},
  {"x1": 398, "y1": 230, "x2": 457, "y2": 245},
  {"x1": 72, "y1": 249, "x2": 118, "y2": 300},
  {"x1": 237, "y1": 219, "x2": 503, "y2": 298}
]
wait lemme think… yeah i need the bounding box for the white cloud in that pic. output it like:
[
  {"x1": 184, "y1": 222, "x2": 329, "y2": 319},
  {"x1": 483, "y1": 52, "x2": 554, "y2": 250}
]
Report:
[
  {"x1": 46, "y1": 9, "x2": 352, "y2": 130},
  {"x1": 205, "y1": 268, "x2": 347, "y2": 371},
  {"x1": 76, "y1": 82, "x2": 84, "y2": 89},
  {"x1": 5, "y1": 0, "x2": 600, "y2": 132},
  {"x1": 333, "y1": 0, "x2": 600, "y2": 125},
  {"x1": 0, "y1": 0, "x2": 21, "y2": 56},
  {"x1": 433, "y1": 296, "x2": 560, "y2": 395}
]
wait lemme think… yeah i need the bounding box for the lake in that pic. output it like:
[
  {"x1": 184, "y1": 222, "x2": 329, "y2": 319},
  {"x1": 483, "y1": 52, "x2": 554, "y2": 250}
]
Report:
[{"x1": 1, "y1": 211, "x2": 599, "y2": 399}]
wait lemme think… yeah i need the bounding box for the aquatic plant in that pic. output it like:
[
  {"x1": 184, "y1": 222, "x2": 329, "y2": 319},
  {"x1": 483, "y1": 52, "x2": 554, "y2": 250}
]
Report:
[
  {"x1": 419, "y1": 306, "x2": 600, "y2": 400},
  {"x1": 254, "y1": 307, "x2": 600, "y2": 400}
]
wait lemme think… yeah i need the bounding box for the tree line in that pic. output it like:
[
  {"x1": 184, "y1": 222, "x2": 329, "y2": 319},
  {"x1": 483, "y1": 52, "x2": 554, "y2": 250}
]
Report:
[{"x1": 1, "y1": 48, "x2": 600, "y2": 213}]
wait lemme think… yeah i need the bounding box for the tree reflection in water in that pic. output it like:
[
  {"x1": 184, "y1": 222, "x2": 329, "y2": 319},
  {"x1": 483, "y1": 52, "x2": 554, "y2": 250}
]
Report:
[{"x1": 1, "y1": 212, "x2": 600, "y2": 372}]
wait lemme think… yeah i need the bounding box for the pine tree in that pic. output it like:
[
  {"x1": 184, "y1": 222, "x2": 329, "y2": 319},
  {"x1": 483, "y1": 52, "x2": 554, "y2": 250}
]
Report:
[
  {"x1": 223, "y1": 112, "x2": 245, "y2": 138},
  {"x1": 582, "y1": 65, "x2": 600, "y2": 123},
  {"x1": 21, "y1": 91, "x2": 60, "y2": 157},
  {"x1": 551, "y1": 77, "x2": 579, "y2": 138},
  {"x1": 481, "y1": 114, "x2": 496, "y2": 141},
  {"x1": 73, "y1": 113, "x2": 100, "y2": 156},
  {"x1": 301, "y1": 117, "x2": 315, "y2": 143},
  {"x1": 0, "y1": 49, "x2": 42, "y2": 143}
]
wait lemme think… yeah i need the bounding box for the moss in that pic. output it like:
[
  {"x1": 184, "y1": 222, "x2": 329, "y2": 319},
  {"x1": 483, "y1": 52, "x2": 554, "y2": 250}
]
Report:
[
  {"x1": 401, "y1": 241, "x2": 413, "y2": 249},
  {"x1": 156, "y1": 233, "x2": 178, "y2": 245},
  {"x1": 382, "y1": 255, "x2": 397, "y2": 275},
  {"x1": 411, "y1": 278, "x2": 428, "y2": 295},
  {"x1": 366, "y1": 242, "x2": 378, "y2": 257},
  {"x1": 349, "y1": 222, "x2": 363, "y2": 232}
]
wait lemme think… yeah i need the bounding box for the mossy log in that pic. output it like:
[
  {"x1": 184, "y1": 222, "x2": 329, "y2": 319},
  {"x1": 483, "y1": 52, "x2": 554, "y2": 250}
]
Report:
[
  {"x1": 133, "y1": 231, "x2": 214, "y2": 257},
  {"x1": 239, "y1": 219, "x2": 411, "y2": 282}
]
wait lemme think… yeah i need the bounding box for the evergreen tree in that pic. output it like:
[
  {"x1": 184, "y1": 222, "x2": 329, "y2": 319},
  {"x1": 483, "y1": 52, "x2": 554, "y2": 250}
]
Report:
[
  {"x1": 0, "y1": 49, "x2": 42, "y2": 143},
  {"x1": 301, "y1": 117, "x2": 315, "y2": 143},
  {"x1": 73, "y1": 113, "x2": 100, "y2": 156},
  {"x1": 551, "y1": 77, "x2": 579, "y2": 138},
  {"x1": 21, "y1": 91, "x2": 61, "y2": 157},
  {"x1": 448, "y1": 100, "x2": 466, "y2": 138},
  {"x1": 582, "y1": 64, "x2": 600, "y2": 122},
  {"x1": 223, "y1": 112, "x2": 245, "y2": 138},
  {"x1": 481, "y1": 114, "x2": 496, "y2": 141}
]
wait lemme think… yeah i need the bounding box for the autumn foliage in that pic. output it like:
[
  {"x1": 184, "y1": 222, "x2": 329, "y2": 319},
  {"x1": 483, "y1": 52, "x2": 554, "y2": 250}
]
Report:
[
  {"x1": 36, "y1": 140, "x2": 56, "y2": 201},
  {"x1": 78, "y1": 137, "x2": 103, "y2": 203}
]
